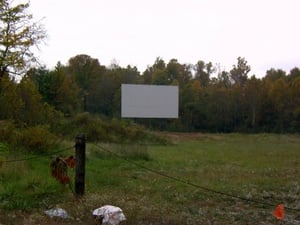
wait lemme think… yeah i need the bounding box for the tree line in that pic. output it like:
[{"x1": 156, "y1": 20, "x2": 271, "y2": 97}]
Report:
[
  {"x1": 1, "y1": 54, "x2": 299, "y2": 133},
  {"x1": 0, "y1": 0, "x2": 299, "y2": 133}
]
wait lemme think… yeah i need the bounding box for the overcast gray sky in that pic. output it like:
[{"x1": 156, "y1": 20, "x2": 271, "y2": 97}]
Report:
[{"x1": 29, "y1": 0, "x2": 300, "y2": 77}]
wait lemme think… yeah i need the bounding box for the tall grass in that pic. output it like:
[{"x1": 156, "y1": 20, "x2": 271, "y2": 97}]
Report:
[
  {"x1": 1, "y1": 133, "x2": 300, "y2": 224},
  {"x1": 0, "y1": 157, "x2": 65, "y2": 211}
]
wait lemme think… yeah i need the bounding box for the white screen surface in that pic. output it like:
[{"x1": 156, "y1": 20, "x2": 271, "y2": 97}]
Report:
[{"x1": 121, "y1": 84, "x2": 178, "y2": 118}]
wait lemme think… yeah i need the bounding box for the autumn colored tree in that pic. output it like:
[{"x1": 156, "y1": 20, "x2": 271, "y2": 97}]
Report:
[
  {"x1": 11, "y1": 52, "x2": 300, "y2": 133},
  {"x1": 0, "y1": 0, "x2": 46, "y2": 79},
  {"x1": 0, "y1": 76, "x2": 23, "y2": 120},
  {"x1": 17, "y1": 76, "x2": 61, "y2": 125}
]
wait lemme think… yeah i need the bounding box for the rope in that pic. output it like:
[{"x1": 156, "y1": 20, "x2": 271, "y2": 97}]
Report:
[{"x1": 92, "y1": 143, "x2": 300, "y2": 213}]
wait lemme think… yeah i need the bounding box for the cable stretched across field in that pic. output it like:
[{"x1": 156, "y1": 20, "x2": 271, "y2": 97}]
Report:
[
  {"x1": 93, "y1": 143, "x2": 300, "y2": 213},
  {"x1": 2, "y1": 145, "x2": 74, "y2": 163}
]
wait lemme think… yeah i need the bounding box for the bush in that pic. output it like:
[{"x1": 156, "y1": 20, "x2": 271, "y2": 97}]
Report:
[
  {"x1": 0, "y1": 120, "x2": 16, "y2": 143},
  {"x1": 14, "y1": 125, "x2": 57, "y2": 153},
  {"x1": 72, "y1": 113, "x2": 109, "y2": 142},
  {"x1": 53, "y1": 113, "x2": 169, "y2": 144}
]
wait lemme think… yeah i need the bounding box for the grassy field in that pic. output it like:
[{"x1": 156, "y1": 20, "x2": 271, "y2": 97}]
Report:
[{"x1": 1, "y1": 133, "x2": 300, "y2": 224}]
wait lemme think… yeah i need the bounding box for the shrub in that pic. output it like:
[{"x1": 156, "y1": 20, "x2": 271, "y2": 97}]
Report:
[
  {"x1": 53, "y1": 113, "x2": 169, "y2": 144},
  {"x1": 53, "y1": 113, "x2": 109, "y2": 142},
  {"x1": 0, "y1": 120, "x2": 16, "y2": 143},
  {"x1": 14, "y1": 125, "x2": 57, "y2": 153},
  {"x1": 0, "y1": 142, "x2": 9, "y2": 167},
  {"x1": 72, "y1": 113, "x2": 109, "y2": 142}
]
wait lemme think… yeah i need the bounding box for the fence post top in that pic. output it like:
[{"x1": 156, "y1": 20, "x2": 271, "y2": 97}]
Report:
[
  {"x1": 76, "y1": 134, "x2": 85, "y2": 138},
  {"x1": 75, "y1": 134, "x2": 86, "y2": 147},
  {"x1": 76, "y1": 134, "x2": 85, "y2": 141}
]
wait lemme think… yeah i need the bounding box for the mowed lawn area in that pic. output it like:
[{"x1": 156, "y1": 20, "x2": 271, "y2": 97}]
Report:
[{"x1": 1, "y1": 133, "x2": 300, "y2": 225}]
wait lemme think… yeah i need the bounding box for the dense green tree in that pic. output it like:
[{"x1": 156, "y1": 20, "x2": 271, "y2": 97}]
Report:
[
  {"x1": 244, "y1": 76, "x2": 261, "y2": 129},
  {"x1": 27, "y1": 63, "x2": 81, "y2": 115},
  {"x1": 152, "y1": 68, "x2": 169, "y2": 85},
  {"x1": 217, "y1": 70, "x2": 231, "y2": 88},
  {"x1": 180, "y1": 82, "x2": 197, "y2": 130},
  {"x1": 290, "y1": 77, "x2": 300, "y2": 130},
  {"x1": 0, "y1": 0, "x2": 46, "y2": 79},
  {"x1": 166, "y1": 59, "x2": 192, "y2": 87},
  {"x1": 205, "y1": 86, "x2": 233, "y2": 132},
  {"x1": 268, "y1": 78, "x2": 290, "y2": 131},
  {"x1": 265, "y1": 68, "x2": 286, "y2": 81},
  {"x1": 142, "y1": 58, "x2": 192, "y2": 86},
  {"x1": 142, "y1": 58, "x2": 168, "y2": 85},
  {"x1": 26, "y1": 67, "x2": 50, "y2": 97},
  {"x1": 152, "y1": 57, "x2": 166, "y2": 70},
  {"x1": 190, "y1": 80, "x2": 202, "y2": 101},
  {"x1": 17, "y1": 76, "x2": 61, "y2": 125},
  {"x1": 181, "y1": 80, "x2": 206, "y2": 130},
  {"x1": 230, "y1": 57, "x2": 251, "y2": 86},
  {"x1": 229, "y1": 85, "x2": 245, "y2": 130},
  {"x1": 142, "y1": 69, "x2": 152, "y2": 84},
  {"x1": 66, "y1": 54, "x2": 106, "y2": 112},
  {"x1": 51, "y1": 63, "x2": 81, "y2": 115},
  {"x1": 288, "y1": 67, "x2": 300, "y2": 82},
  {"x1": 67, "y1": 54, "x2": 104, "y2": 91},
  {"x1": 194, "y1": 60, "x2": 215, "y2": 87},
  {"x1": 86, "y1": 71, "x2": 114, "y2": 115},
  {"x1": 119, "y1": 65, "x2": 140, "y2": 84},
  {"x1": 18, "y1": 77, "x2": 43, "y2": 125}
]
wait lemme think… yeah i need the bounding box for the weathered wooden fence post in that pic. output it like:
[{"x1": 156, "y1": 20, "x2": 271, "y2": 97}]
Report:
[{"x1": 75, "y1": 134, "x2": 86, "y2": 196}]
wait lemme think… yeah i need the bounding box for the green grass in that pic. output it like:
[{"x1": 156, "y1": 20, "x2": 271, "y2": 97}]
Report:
[{"x1": 1, "y1": 133, "x2": 300, "y2": 224}]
